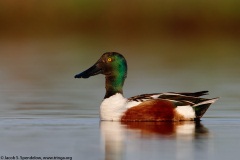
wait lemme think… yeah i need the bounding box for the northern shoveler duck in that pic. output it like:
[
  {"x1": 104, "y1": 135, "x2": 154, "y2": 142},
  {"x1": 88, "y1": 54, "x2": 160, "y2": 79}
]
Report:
[{"x1": 74, "y1": 52, "x2": 218, "y2": 121}]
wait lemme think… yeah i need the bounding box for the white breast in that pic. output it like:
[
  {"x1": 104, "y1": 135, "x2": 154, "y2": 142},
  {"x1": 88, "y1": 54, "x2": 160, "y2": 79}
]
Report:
[{"x1": 100, "y1": 93, "x2": 128, "y2": 121}]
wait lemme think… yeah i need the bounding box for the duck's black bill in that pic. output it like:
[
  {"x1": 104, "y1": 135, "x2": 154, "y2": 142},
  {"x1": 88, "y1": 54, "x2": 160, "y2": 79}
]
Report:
[{"x1": 74, "y1": 63, "x2": 102, "y2": 79}]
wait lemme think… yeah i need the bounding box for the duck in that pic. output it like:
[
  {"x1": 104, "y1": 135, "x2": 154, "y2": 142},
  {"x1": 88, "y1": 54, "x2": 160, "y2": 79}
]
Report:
[{"x1": 74, "y1": 52, "x2": 218, "y2": 121}]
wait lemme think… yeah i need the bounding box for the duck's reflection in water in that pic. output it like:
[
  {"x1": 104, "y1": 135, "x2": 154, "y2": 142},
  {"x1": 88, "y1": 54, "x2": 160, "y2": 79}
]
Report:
[
  {"x1": 122, "y1": 121, "x2": 208, "y2": 138},
  {"x1": 100, "y1": 121, "x2": 209, "y2": 160}
]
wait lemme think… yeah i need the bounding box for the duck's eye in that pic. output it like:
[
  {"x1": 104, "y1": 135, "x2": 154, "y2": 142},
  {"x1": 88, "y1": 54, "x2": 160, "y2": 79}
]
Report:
[{"x1": 107, "y1": 58, "x2": 112, "y2": 62}]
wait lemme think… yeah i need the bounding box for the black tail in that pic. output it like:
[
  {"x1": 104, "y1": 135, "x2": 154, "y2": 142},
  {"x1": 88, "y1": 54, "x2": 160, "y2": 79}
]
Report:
[{"x1": 193, "y1": 98, "x2": 218, "y2": 120}]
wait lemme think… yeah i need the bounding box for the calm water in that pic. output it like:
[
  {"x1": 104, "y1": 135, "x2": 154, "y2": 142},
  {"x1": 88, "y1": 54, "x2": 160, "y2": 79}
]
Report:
[{"x1": 0, "y1": 37, "x2": 239, "y2": 160}]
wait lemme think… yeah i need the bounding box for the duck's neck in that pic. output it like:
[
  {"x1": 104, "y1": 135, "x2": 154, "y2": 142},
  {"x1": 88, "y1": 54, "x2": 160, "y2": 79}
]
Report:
[{"x1": 104, "y1": 75, "x2": 125, "y2": 99}]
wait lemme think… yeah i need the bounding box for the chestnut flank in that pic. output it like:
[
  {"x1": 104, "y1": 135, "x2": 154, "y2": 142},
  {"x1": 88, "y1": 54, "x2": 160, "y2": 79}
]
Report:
[{"x1": 121, "y1": 100, "x2": 182, "y2": 121}]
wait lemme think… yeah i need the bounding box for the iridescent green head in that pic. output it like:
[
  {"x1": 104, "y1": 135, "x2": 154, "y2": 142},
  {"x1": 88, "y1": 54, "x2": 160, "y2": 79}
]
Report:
[{"x1": 75, "y1": 52, "x2": 128, "y2": 98}]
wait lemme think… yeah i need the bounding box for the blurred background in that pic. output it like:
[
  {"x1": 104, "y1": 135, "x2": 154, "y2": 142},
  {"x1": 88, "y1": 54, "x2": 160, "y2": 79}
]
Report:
[{"x1": 0, "y1": 0, "x2": 239, "y2": 117}]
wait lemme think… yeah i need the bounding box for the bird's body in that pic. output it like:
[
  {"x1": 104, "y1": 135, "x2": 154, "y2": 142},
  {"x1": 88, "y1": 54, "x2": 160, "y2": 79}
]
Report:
[{"x1": 75, "y1": 52, "x2": 218, "y2": 121}]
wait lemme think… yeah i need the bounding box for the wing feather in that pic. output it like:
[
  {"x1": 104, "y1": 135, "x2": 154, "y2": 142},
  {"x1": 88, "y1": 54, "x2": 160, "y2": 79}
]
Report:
[{"x1": 128, "y1": 91, "x2": 210, "y2": 106}]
